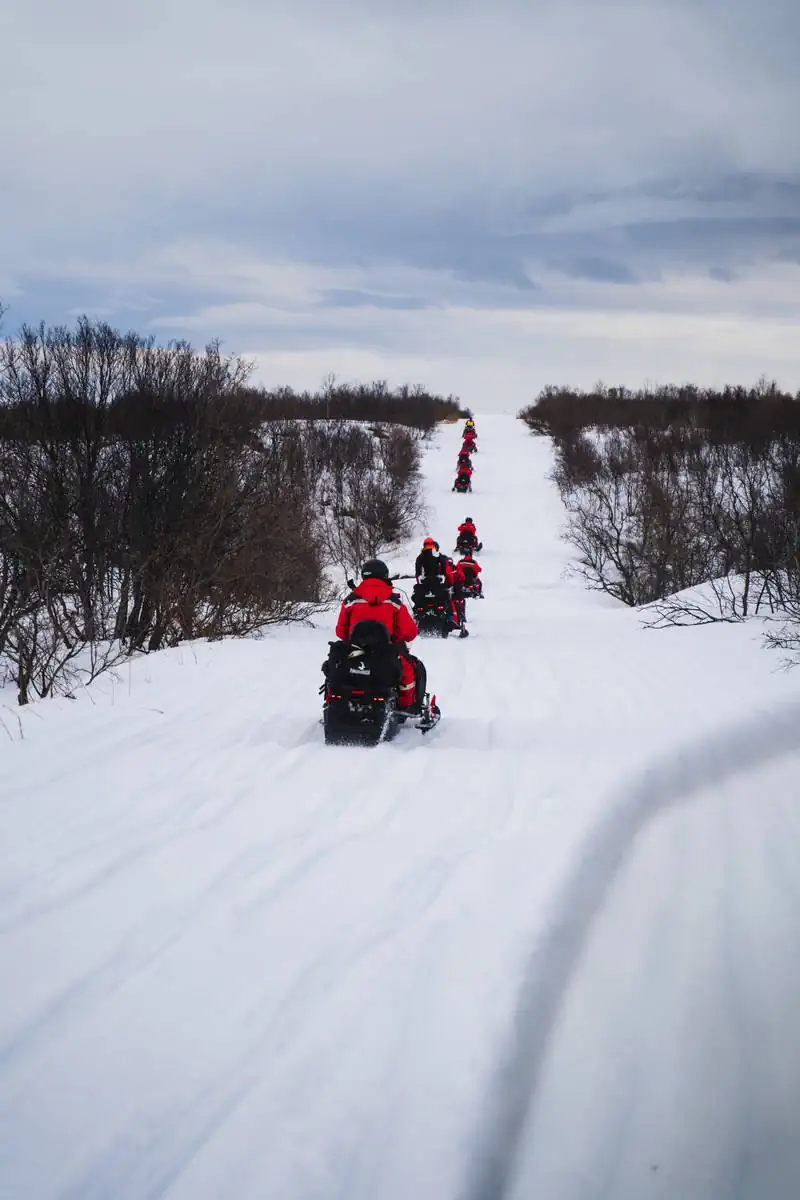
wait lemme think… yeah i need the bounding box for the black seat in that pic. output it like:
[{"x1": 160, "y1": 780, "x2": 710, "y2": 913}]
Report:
[{"x1": 349, "y1": 619, "x2": 392, "y2": 651}]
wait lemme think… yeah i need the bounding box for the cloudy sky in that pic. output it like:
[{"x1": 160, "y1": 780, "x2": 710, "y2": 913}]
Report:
[{"x1": 2, "y1": 0, "x2": 800, "y2": 410}]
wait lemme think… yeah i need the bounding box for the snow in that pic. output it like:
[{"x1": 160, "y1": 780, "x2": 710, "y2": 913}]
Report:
[{"x1": 2, "y1": 415, "x2": 800, "y2": 1200}]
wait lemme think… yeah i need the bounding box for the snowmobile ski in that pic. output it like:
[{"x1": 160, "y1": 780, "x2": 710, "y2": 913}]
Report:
[{"x1": 415, "y1": 693, "x2": 441, "y2": 734}]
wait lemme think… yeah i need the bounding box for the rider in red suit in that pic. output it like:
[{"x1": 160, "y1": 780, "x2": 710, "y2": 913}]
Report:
[
  {"x1": 453, "y1": 463, "x2": 473, "y2": 491},
  {"x1": 335, "y1": 560, "x2": 420, "y2": 708},
  {"x1": 457, "y1": 518, "x2": 479, "y2": 548},
  {"x1": 455, "y1": 552, "x2": 482, "y2": 595}
]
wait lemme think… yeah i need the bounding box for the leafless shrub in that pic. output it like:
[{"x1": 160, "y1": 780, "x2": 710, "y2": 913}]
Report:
[
  {"x1": 519, "y1": 378, "x2": 800, "y2": 442},
  {"x1": 535, "y1": 384, "x2": 800, "y2": 646},
  {"x1": 644, "y1": 579, "x2": 749, "y2": 628},
  {"x1": 241, "y1": 377, "x2": 467, "y2": 434},
  {"x1": 312, "y1": 421, "x2": 425, "y2": 578},
  {"x1": 0, "y1": 316, "x2": 436, "y2": 699}
]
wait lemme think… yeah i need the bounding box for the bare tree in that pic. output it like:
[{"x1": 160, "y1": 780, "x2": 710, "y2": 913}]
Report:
[
  {"x1": 0, "y1": 315, "x2": 437, "y2": 700},
  {"x1": 528, "y1": 379, "x2": 800, "y2": 662}
]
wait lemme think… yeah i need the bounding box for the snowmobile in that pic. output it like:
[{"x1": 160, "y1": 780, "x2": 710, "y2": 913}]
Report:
[
  {"x1": 452, "y1": 473, "x2": 472, "y2": 493},
  {"x1": 412, "y1": 579, "x2": 468, "y2": 639},
  {"x1": 411, "y1": 579, "x2": 454, "y2": 638},
  {"x1": 321, "y1": 620, "x2": 440, "y2": 745},
  {"x1": 455, "y1": 532, "x2": 483, "y2": 555},
  {"x1": 458, "y1": 579, "x2": 483, "y2": 600}
]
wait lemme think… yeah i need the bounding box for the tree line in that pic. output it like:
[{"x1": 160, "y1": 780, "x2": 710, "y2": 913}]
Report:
[
  {"x1": 0, "y1": 314, "x2": 461, "y2": 703},
  {"x1": 519, "y1": 381, "x2": 800, "y2": 659},
  {"x1": 244, "y1": 375, "x2": 466, "y2": 431}
]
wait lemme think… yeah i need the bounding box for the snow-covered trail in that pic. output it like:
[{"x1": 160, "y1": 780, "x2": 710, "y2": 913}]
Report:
[{"x1": 2, "y1": 416, "x2": 800, "y2": 1200}]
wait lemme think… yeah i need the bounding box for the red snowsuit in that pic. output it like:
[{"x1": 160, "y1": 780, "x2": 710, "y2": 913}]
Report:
[
  {"x1": 458, "y1": 520, "x2": 478, "y2": 541},
  {"x1": 335, "y1": 578, "x2": 419, "y2": 707},
  {"x1": 456, "y1": 557, "x2": 482, "y2": 592}
]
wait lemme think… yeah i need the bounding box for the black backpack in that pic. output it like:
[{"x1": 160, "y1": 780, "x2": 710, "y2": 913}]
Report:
[
  {"x1": 324, "y1": 620, "x2": 402, "y2": 692},
  {"x1": 413, "y1": 578, "x2": 448, "y2": 608}
]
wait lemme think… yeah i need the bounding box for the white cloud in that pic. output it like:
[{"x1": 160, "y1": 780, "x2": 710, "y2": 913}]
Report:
[
  {"x1": 246, "y1": 303, "x2": 800, "y2": 415},
  {"x1": 2, "y1": 0, "x2": 800, "y2": 401},
  {"x1": 4, "y1": 0, "x2": 798, "y2": 228}
]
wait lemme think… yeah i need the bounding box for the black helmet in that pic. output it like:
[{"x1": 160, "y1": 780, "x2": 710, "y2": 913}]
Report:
[
  {"x1": 361, "y1": 559, "x2": 390, "y2": 582},
  {"x1": 465, "y1": 516, "x2": 472, "y2": 522},
  {"x1": 462, "y1": 551, "x2": 473, "y2": 560}
]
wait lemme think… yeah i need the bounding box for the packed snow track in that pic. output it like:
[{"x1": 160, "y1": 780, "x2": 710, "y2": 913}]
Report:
[{"x1": 2, "y1": 416, "x2": 800, "y2": 1200}]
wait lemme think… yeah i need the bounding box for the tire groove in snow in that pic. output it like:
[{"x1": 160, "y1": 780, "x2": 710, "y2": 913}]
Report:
[{"x1": 464, "y1": 697, "x2": 800, "y2": 1200}]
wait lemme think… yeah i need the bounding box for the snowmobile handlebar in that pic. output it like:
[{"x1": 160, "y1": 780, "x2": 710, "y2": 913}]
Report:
[{"x1": 346, "y1": 573, "x2": 414, "y2": 590}]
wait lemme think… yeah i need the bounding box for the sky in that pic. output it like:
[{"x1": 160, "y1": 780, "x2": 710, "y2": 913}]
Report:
[{"x1": 2, "y1": 0, "x2": 800, "y2": 411}]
